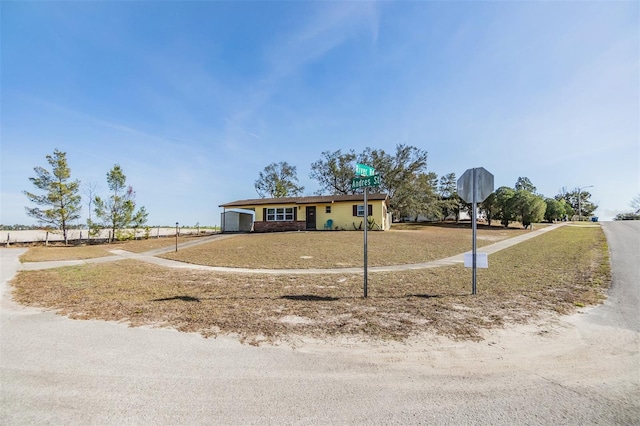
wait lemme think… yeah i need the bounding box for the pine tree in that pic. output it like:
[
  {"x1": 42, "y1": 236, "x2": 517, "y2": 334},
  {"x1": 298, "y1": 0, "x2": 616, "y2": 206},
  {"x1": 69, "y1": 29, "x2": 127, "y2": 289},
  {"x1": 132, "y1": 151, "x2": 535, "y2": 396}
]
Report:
[
  {"x1": 93, "y1": 165, "x2": 148, "y2": 241},
  {"x1": 23, "y1": 149, "x2": 81, "y2": 245}
]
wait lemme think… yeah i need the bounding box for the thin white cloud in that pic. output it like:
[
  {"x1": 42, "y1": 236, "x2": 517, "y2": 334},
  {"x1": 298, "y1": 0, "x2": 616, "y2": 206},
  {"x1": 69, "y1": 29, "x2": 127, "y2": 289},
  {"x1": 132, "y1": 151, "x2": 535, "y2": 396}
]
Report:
[
  {"x1": 223, "y1": 2, "x2": 380, "y2": 134},
  {"x1": 223, "y1": 117, "x2": 262, "y2": 141},
  {"x1": 20, "y1": 95, "x2": 205, "y2": 155},
  {"x1": 266, "y1": 2, "x2": 379, "y2": 79}
]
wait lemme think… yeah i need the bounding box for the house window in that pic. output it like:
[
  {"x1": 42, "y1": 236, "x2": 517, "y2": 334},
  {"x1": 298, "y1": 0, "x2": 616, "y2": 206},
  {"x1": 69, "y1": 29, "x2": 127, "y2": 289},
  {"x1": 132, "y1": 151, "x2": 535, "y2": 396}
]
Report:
[
  {"x1": 353, "y1": 204, "x2": 373, "y2": 217},
  {"x1": 325, "y1": 206, "x2": 331, "y2": 214},
  {"x1": 266, "y1": 207, "x2": 294, "y2": 221}
]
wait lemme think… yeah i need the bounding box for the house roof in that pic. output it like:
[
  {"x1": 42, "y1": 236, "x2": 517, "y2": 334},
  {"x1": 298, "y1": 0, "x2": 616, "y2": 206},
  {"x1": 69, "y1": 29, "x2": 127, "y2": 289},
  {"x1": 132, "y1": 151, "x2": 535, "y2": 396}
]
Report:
[{"x1": 220, "y1": 193, "x2": 388, "y2": 208}]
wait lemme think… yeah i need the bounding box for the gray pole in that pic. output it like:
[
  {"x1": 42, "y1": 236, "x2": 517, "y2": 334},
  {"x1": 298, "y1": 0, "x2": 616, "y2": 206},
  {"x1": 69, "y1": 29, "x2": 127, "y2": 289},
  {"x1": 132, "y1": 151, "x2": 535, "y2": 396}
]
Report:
[
  {"x1": 364, "y1": 187, "x2": 368, "y2": 298},
  {"x1": 578, "y1": 190, "x2": 582, "y2": 222},
  {"x1": 175, "y1": 222, "x2": 179, "y2": 252},
  {"x1": 472, "y1": 168, "x2": 477, "y2": 295},
  {"x1": 577, "y1": 185, "x2": 593, "y2": 222}
]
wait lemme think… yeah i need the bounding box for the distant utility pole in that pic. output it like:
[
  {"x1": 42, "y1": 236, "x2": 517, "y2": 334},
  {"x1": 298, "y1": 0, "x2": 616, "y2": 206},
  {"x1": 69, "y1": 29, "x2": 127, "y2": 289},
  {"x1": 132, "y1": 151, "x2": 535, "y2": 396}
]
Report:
[{"x1": 175, "y1": 222, "x2": 179, "y2": 252}]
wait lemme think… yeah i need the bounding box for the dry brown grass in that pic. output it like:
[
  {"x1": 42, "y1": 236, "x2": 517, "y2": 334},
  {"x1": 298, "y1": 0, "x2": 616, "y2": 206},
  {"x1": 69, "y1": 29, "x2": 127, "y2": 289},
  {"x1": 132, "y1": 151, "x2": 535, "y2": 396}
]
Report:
[
  {"x1": 115, "y1": 236, "x2": 199, "y2": 253},
  {"x1": 17, "y1": 236, "x2": 198, "y2": 262},
  {"x1": 161, "y1": 224, "x2": 532, "y2": 269},
  {"x1": 18, "y1": 245, "x2": 116, "y2": 262},
  {"x1": 11, "y1": 225, "x2": 609, "y2": 345}
]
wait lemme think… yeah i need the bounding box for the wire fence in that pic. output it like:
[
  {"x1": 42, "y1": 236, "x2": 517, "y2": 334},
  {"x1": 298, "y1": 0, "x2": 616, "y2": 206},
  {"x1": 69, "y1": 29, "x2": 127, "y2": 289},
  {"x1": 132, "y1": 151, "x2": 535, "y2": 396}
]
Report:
[{"x1": 2, "y1": 227, "x2": 219, "y2": 246}]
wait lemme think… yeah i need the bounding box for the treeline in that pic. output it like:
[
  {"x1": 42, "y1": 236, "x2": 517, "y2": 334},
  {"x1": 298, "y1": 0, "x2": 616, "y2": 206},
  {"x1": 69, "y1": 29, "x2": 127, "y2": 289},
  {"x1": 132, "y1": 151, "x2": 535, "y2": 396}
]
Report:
[
  {"x1": 254, "y1": 144, "x2": 598, "y2": 227},
  {"x1": 614, "y1": 194, "x2": 640, "y2": 221}
]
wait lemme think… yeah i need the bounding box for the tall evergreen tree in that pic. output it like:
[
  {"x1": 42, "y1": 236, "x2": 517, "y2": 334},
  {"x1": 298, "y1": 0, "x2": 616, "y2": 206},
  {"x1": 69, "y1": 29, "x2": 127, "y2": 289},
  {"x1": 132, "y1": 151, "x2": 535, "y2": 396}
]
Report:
[
  {"x1": 515, "y1": 176, "x2": 537, "y2": 193},
  {"x1": 23, "y1": 149, "x2": 81, "y2": 244},
  {"x1": 438, "y1": 172, "x2": 462, "y2": 221},
  {"x1": 93, "y1": 165, "x2": 148, "y2": 241}
]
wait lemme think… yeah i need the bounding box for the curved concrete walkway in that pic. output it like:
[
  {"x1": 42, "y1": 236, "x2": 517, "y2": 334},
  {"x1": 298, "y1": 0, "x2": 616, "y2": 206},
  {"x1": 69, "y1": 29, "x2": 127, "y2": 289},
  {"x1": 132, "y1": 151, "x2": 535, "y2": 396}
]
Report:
[{"x1": 19, "y1": 224, "x2": 565, "y2": 274}]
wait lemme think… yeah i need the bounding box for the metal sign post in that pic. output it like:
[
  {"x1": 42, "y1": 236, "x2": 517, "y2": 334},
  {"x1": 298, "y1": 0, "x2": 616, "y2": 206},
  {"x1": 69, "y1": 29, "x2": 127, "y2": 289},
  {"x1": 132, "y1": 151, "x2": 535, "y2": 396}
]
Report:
[
  {"x1": 352, "y1": 167, "x2": 380, "y2": 298},
  {"x1": 457, "y1": 167, "x2": 494, "y2": 295},
  {"x1": 363, "y1": 186, "x2": 368, "y2": 298},
  {"x1": 471, "y1": 169, "x2": 477, "y2": 295}
]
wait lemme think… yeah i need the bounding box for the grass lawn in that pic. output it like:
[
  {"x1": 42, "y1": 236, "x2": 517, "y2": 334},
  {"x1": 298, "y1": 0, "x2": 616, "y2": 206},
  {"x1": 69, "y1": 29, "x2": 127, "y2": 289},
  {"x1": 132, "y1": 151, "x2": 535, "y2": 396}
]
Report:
[
  {"x1": 160, "y1": 224, "x2": 534, "y2": 269},
  {"x1": 11, "y1": 225, "x2": 609, "y2": 344},
  {"x1": 17, "y1": 236, "x2": 199, "y2": 262}
]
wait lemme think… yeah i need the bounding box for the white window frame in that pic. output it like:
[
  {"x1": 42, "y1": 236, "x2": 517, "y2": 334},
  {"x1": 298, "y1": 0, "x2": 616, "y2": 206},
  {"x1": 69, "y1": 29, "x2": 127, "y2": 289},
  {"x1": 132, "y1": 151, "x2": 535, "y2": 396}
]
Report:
[
  {"x1": 357, "y1": 205, "x2": 365, "y2": 217},
  {"x1": 266, "y1": 207, "x2": 294, "y2": 221}
]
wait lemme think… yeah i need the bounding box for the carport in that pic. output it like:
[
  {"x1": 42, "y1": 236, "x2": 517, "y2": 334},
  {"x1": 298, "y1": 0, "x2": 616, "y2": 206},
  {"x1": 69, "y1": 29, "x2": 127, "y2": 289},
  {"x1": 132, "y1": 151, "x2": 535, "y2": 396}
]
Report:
[{"x1": 221, "y1": 209, "x2": 254, "y2": 233}]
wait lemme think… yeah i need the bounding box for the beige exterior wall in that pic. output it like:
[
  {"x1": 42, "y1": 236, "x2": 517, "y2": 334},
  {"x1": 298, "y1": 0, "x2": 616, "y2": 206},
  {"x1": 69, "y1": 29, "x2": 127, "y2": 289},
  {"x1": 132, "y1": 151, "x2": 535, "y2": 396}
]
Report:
[
  {"x1": 317, "y1": 200, "x2": 387, "y2": 230},
  {"x1": 246, "y1": 200, "x2": 387, "y2": 231}
]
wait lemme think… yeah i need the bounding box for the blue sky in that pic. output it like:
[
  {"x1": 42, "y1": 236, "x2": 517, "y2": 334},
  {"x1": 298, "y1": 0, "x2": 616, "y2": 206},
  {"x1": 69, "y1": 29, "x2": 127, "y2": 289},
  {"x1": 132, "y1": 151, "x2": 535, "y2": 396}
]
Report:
[{"x1": 2, "y1": 1, "x2": 638, "y2": 226}]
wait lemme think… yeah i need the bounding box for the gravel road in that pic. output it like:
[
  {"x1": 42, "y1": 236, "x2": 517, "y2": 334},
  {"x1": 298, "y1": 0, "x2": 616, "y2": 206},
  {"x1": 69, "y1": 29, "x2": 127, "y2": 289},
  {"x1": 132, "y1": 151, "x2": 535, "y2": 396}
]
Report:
[{"x1": 1, "y1": 223, "x2": 638, "y2": 425}]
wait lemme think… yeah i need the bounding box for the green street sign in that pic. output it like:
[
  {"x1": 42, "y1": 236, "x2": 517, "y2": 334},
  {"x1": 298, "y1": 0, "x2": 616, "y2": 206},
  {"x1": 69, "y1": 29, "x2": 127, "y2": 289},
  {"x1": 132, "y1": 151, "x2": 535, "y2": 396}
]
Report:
[
  {"x1": 355, "y1": 163, "x2": 375, "y2": 177},
  {"x1": 351, "y1": 174, "x2": 381, "y2": 190}
]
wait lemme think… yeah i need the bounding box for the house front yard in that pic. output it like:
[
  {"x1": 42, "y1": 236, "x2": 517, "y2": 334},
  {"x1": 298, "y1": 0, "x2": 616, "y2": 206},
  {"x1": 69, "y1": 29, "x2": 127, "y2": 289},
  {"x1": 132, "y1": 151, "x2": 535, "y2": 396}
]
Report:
[
  {"x1": 10, "y1": 225, "x2": 609, "y2": 344},
  {"x1": 160, "y1": 224, "x2": 535, "y2": 269},
  {"x1": 18, "y1": 235, "x2": 205, "y2": 262}
]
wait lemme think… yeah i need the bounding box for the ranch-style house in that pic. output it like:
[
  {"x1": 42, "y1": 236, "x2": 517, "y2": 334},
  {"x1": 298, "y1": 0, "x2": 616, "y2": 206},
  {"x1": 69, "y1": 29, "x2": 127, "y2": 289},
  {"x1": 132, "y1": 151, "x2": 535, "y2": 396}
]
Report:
[{"x1": 220, "y1": 194, "x2": 391, "y2": 233}]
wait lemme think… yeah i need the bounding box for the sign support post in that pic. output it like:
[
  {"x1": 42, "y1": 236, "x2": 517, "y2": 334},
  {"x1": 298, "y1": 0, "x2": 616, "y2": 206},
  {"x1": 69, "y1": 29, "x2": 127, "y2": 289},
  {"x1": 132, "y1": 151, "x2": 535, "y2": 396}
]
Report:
[
  {"x1": 457, "y1": 167, "x2": 494, "y2": 296},
  {"x1": 352, "y1": 166, "x2": 380, "y2": 299},
  {"x1": 472, "y1": 168, "x2": 477, "y2": 295},
  {"x1": 363, "y1": 186, "x2": 368, "y2": 298}
]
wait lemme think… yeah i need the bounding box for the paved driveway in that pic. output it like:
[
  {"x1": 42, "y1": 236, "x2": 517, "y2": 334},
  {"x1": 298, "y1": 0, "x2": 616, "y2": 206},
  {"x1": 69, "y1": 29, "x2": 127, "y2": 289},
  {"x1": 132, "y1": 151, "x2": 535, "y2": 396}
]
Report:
[{"x1": 1, "y1": 224, "x2": 638, "y2": 425}]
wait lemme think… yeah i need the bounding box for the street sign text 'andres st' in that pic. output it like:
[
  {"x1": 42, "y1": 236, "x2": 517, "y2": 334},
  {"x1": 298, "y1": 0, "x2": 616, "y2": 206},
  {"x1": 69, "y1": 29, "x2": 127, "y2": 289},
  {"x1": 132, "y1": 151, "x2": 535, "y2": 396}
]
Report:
[{"x1": 351, "y1": 174, "x2": 381, "y2": 190}]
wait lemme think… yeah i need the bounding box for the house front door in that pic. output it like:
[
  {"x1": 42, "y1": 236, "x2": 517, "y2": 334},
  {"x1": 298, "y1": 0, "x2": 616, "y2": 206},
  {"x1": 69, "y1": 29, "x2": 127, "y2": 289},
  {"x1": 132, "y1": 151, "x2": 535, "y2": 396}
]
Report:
[{"x1": 306, "y1": 206, "x2": 316, "y2": 230}]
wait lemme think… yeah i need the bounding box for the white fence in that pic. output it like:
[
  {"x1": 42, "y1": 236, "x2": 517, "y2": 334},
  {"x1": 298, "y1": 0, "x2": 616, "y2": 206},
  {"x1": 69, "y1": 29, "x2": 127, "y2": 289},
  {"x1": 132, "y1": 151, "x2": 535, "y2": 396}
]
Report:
[{"x1": 1, "y1": 228, "x2": 209, "y2": 244}]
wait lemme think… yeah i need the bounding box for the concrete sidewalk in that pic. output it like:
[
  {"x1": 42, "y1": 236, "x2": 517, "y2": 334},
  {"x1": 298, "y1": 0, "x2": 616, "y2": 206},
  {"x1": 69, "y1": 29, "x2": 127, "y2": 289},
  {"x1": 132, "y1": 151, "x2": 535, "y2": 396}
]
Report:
[
  {"x1": 19, "y1": 233, "x2": 236, "y2": 271},
  {"x1": 19, "y1": 223, "x2": 566, "y2": 274}
]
